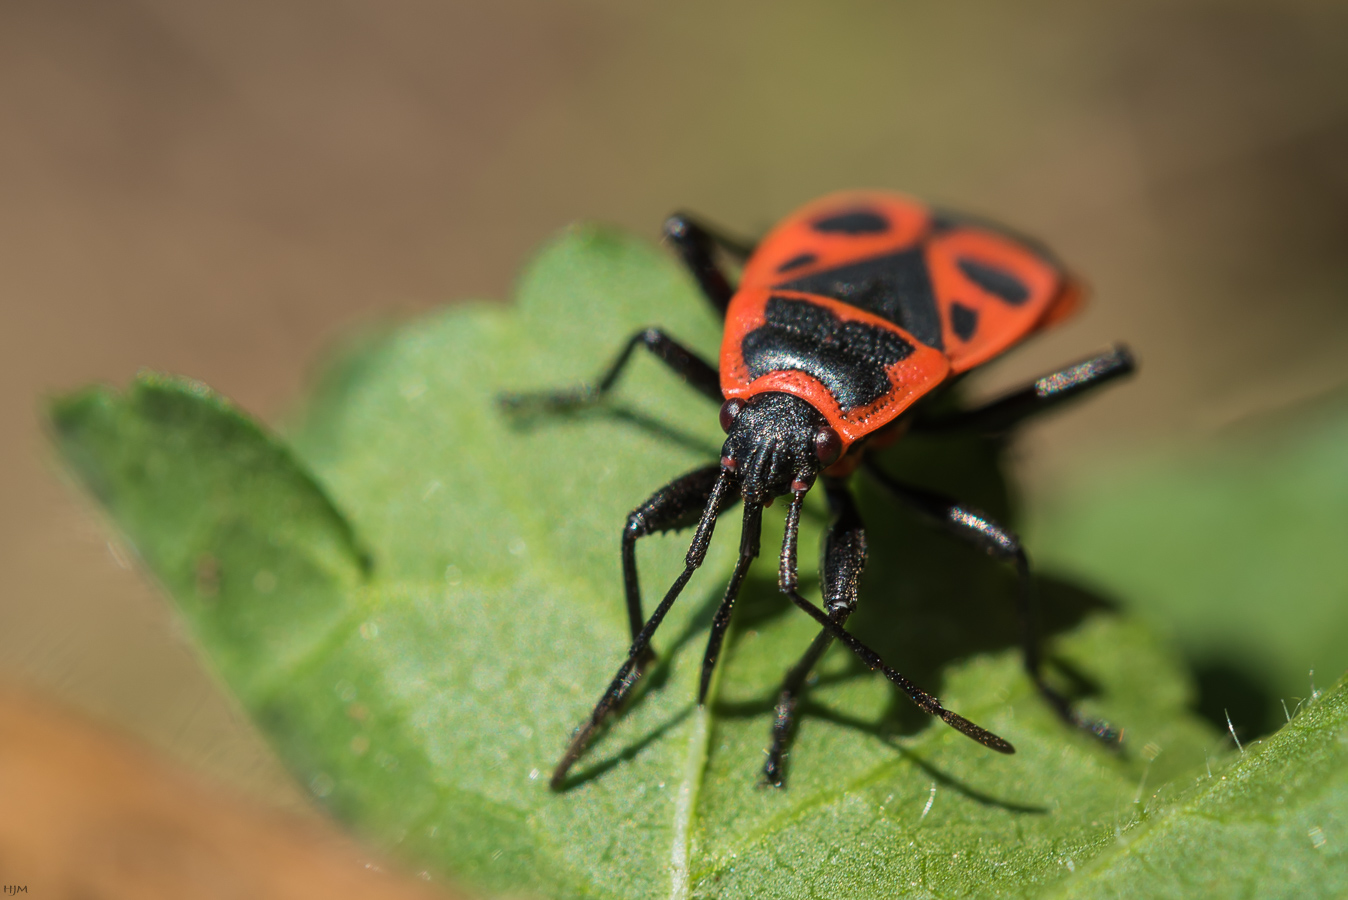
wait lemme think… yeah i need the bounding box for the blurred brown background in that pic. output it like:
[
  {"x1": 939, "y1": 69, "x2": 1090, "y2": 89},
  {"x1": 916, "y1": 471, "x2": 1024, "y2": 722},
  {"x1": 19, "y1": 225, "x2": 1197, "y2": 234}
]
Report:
[{"x1": 2, "y1": 0, "x2": 1347, "y2": 830}]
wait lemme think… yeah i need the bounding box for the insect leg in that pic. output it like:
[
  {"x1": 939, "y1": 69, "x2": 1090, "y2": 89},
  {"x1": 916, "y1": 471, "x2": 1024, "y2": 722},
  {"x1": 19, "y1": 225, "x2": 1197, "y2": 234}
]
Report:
[
  {"x1": 764, "y1": 479, "x2": 865, "y2": 787},
  {"x1": 663, "y1": 213, "x2": 756, "y2": 317},
  {"x1": 625, "y1": 464, "x2": 739, "y2": 662},
  {"x1": 500, "y1": 327, "x2": 721, "y2": 413},
  {"x1": 864, "y1": 461, "x2": 1120, "y2": 745},
  {"x1": 914, "y1": 345, "x2": 1134, "y2": 435},
  {"x1": 775, "y1": 489, "x2": 1015, "y2": 757},
  {"x1": 552, "y1": 470, "x2": 734, "y2": 790},
  {"x1": 696, "y1": 502, "x2": 764, "y2": 704}
]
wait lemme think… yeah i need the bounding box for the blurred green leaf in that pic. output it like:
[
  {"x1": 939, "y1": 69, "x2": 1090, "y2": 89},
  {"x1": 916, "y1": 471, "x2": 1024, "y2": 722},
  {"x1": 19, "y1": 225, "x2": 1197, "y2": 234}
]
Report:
[
  {"x1": 1031, "y1": 396, "x2": 1348, "y2": 738},
  {"x1": 50, "y1": 225, "x2": 1346, "y2": 898},
  {"x1": 49, "y1": 374, "x2": 369, "y2": 700}
]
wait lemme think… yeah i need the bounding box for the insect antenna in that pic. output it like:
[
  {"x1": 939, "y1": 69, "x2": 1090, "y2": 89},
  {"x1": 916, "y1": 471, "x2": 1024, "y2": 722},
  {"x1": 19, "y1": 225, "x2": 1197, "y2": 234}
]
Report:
[
  {"x1": 696, "y1": 501, "x2": 763, "y2": 704},
  {"x1": 776, "y1": 487, "x2": 1015, "y2": 756}
]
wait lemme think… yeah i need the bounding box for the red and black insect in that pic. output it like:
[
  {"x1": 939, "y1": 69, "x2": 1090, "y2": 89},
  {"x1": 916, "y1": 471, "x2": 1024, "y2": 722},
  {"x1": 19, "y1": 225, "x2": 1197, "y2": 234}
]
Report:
[{"x1": 505, "y1": 190, "x2": 1132, "y2": 789}]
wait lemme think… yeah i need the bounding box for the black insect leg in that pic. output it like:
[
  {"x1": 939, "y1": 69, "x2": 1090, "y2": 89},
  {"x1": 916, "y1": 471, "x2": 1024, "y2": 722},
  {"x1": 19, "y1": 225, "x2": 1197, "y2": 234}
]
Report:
[
  {"x1": 552, "y1": 470, "x2": 735, "y2": 790},
  {"x1": 500, "y1": 327, "x2": 722, "y2": 414},
  {"x1": 696, "y1": 501, "x2": 764, "y2": 704},
  {"x1": 774, "y1": 489, "x2": 1015, "y2": 760},
  {"x1": 663, "y1": 213, "x2": 756, "y2": 317},
  {"x1": 914, "y1": 345, "x2": 1135, "y2": 435},
  {"x1": 764, "y1": 478, "x2": 866, "y2": 787},
  {"x1": 864, "y1": 461, "x2": 1120, "y2": 745},
  {"x1": 625, "y1": 464, "x2": 739, "y2": 669}
]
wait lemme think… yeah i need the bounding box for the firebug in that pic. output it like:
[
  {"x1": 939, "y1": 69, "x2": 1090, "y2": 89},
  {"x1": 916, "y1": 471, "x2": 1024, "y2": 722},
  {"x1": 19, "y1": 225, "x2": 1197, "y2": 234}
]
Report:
[{"x1": 504, "y1": 190, "x2": 1132, "y2": 788}]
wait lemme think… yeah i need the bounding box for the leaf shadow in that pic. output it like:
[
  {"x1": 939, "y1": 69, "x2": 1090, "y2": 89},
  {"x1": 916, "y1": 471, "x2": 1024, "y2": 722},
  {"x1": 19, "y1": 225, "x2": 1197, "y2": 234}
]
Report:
[
  {"x1": 556, "y1": 704, "x2": 696, "y2": 791},
  {"x1": 895, "y1": 745, "x2": 1049, "y2": 815},
  {"x1": 1191, "y1": 659, "x2": 1278, "y2": 739},
  {"x1": 712, "y1": 693, "x2": 1049, "y2": 813},
  {"x1": 543, "y1": 398, "x2": 1273, "y2": 789},
  {"x1": 716, "y1": 428, "x2": 1124, "y2": 778}
]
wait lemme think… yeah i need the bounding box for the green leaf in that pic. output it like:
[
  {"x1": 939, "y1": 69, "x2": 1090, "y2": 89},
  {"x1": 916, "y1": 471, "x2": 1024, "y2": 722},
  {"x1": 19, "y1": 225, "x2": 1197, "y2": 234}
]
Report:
[
  {"x1": 1031, "y1": 397, "x2": 1348, "y2": 737},
  {"x1": 1044, "y1": 672, "x2": 1348, "y2": 900},
  {"x1": 49, "y1": 374, "x2": 370, "y2": 700},
  {"x1": 49, "y1": 224, "x2": 1347, "y2": 898}
]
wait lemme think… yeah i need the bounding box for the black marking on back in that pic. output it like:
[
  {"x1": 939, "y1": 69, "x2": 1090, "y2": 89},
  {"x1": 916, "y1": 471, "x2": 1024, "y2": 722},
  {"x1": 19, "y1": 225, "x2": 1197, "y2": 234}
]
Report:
[
  {"x1": 930, "y1": 211, "x2": 963, "y2": 234},
  {"x1": 776, "y1": 249, "x2": 944, "y2": 349},
  {"x1": 932, "y1": 207, "x2": 1060, "y2": 265},
  {"x1": 776, "y1": 252, "x2": 817, "y2": 273},
  {"x1": 742, "y1": 296, "x2": 913, "y2": 410},
  {"x1": 950, "y1": 302, "x2": 978, "y2": 341},
  {"x1": 812, "y1": 210, "x2": 889, "y2": 234},
  {"x1": 957, "y1": 257, "x2": 1030, "y2": 306}
]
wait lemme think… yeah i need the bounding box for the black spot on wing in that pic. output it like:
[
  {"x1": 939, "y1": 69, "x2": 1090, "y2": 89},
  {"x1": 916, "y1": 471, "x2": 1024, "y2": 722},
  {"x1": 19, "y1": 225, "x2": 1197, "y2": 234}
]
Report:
[
  {"x1": 950, "y1": 302, "x2": 978, "y2": 341},
  {"x1": 931, "y1": 207, "x2": 1060, "y2": 265},
  {"x1": 776, "y1": 249, "x2": 944, "y2": 349},
  {"x1": 776, "y1": 252, "x2": 817, "y2": 273},
  {"x1": 811, "y1": 210, "x2": 889, "y2": 234},
  {"x1": 929, "y1": 211, "x2": 962, "y2": 234},
  {"x1": 957, "y1": 258, "x2": 1030, "y2": 305},
  {"x1": 742, "y1": 296, "x2": 913, "y2": 410}
]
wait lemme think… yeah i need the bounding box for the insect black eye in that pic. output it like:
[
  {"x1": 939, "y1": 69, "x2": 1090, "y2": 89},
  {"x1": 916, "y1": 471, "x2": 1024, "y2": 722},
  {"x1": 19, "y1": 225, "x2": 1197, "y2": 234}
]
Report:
[
  {"x1": 814, "y1": 427, "x2": 842, "y2": 466},
  {"x1": 719, "y1": 398, "x2": 746, "y2": 433}
]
